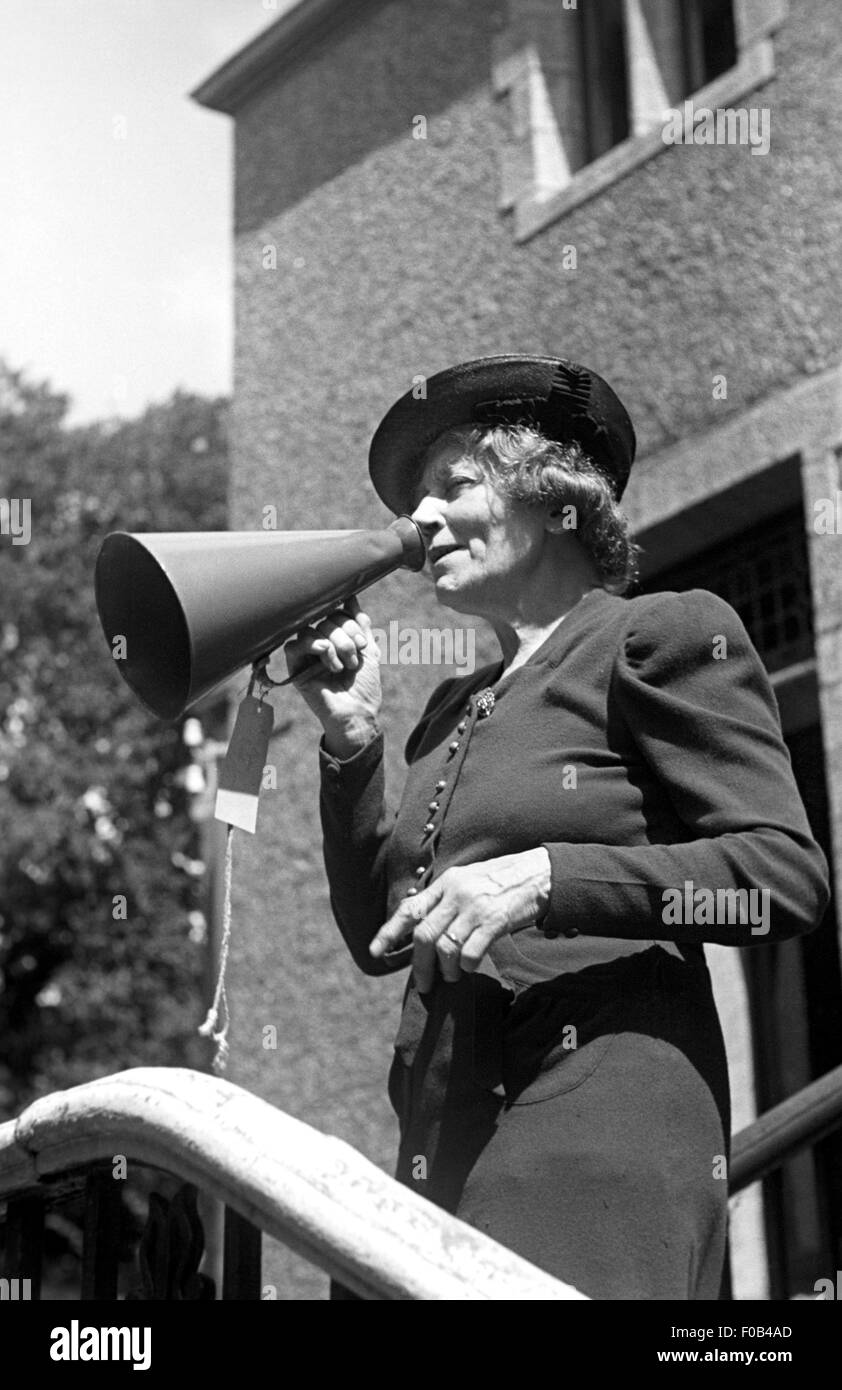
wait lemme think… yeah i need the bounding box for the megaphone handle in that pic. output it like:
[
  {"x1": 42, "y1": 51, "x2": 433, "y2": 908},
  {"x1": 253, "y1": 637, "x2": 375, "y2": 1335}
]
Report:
[
  {"x1": 251, "y1": 579, "x2": 395, "y2": 696},
  {"x1": 250, "y1": 587, "x2": 373, "y2": 693},
  {"x1": 249, "y1": 652, "x2": 312, "y2": 696},
  {"x1": 264, "y1": 669, "x2": 299, "y2": 688}
]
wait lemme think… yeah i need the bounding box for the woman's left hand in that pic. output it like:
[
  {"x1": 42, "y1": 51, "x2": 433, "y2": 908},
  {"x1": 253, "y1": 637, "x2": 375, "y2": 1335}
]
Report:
[{"x1": 369, "y1": 848, "x2": 553, "y2": 992}]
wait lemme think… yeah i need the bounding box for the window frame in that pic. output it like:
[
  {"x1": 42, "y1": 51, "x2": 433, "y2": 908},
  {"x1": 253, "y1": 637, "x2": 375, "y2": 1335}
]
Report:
[{"x1": 492, "y1": 0, "x2": 789, "y2": 242}]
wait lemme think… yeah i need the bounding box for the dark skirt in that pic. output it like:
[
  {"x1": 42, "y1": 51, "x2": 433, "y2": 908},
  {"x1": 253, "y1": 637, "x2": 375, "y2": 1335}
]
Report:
[
  {"x1": 337, "y1": 944, "x2": 731, "y2": 1300},
  {"x1": 455, "y1": 1023, "x2": 729, "y2": 1299},
  {"x1": 389, "y1": 939, "x2": 733, "y2": 1295}
]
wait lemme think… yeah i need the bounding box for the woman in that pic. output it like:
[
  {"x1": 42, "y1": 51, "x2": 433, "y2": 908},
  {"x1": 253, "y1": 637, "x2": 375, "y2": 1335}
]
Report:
[{"x1": 285, "y1": 355, "x2": 830, "y2": 1300}]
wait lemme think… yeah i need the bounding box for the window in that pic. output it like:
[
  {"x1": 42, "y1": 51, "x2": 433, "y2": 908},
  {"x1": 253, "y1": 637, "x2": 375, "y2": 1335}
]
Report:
[
  {"x1": 493, "y1": 0, "x2": 788, "y2": 240},
  {"x1": 637, "y1": 507, "x2": 814, "y2": 675},
  {"x1": 682, "y1": 0, "x2": 739, "y2": 92},
  {"x1": 580, "y1": 0, "x2": 630, "y2": 163}
]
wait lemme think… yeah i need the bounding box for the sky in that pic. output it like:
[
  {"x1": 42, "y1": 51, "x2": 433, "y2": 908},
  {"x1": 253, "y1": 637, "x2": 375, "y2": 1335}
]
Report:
[{"x1": 0, "y1": 0, "x2": 288, "y2": 424}]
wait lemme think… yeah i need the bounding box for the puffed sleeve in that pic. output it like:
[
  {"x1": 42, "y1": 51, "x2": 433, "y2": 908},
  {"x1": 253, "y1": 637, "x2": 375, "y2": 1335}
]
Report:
[
  {"x1": 539, "y1": 589, "x2": 831, "y2": 946},
  {"x1": 319, "y1": 677, "x2": 458, "y2": 975}
]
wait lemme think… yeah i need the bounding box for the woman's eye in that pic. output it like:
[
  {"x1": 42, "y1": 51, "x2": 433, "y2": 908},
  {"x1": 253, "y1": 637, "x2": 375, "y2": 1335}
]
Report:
[{"x1": 445, "y1": 476, "x2": 475, "y2": 496}]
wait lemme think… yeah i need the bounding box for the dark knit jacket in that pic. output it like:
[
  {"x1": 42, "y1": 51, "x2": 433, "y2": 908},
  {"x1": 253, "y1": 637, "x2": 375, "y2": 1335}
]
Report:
[{"x1": 318, "y1": 587, "x2": 830, "y2": 1204}]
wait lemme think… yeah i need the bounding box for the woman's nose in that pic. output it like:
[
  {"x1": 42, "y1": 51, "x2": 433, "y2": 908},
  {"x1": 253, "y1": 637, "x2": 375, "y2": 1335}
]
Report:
[{"x1": 410, "y1": 494, "x2": 446, "y2": 535}]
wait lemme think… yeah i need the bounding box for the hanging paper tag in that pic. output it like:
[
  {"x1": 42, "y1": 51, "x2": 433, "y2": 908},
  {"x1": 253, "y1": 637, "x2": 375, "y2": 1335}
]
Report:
[{"x1": 214, "y1": 695, "x2": 274, "y2": 833}]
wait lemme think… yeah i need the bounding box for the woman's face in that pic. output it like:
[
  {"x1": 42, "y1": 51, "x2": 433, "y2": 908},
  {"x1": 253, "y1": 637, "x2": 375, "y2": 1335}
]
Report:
[{"x1": 410, "y1": 429, "x2": 547, "y2": 616}]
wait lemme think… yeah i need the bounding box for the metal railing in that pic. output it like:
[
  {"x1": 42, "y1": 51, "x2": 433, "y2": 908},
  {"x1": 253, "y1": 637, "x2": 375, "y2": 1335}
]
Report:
[
  {"x1": 2, "y1": 1062, "x2": 840, "y2": 1300},
  {"x1": 730, "y1": 1061, "x2": 842, "y2": 1192},
  {"x1": 0, "y1": 1067, "x2": 585, "y2": 1301}
]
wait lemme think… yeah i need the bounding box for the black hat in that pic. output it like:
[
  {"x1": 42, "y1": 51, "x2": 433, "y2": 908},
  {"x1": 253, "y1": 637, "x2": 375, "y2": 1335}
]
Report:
[{"x1": 369, "y1": 354, "x2": 636, "y2": 514}]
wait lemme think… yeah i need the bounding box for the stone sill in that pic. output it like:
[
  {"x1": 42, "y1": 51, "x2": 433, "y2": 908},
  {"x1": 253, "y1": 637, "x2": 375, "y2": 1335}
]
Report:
[{"x1": 511, "y1": 38, "x2": 776, "y2": 244}]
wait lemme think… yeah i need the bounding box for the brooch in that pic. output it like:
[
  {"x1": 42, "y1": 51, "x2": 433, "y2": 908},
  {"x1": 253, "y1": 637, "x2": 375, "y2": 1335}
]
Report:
[{"x1": 475, "y1": 689, "x2": 496, "y2": 718}]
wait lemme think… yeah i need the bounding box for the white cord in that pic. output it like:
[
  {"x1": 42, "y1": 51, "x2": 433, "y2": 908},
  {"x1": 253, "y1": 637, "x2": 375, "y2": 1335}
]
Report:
[{"x1": 198, "y1": 823, "x2": 234, "y2": 1073}]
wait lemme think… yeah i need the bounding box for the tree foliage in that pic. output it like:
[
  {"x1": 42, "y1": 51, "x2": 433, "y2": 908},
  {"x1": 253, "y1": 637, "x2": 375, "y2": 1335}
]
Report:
[{"x1": 0, "y1": 362, "x2": 229, "y2": 1116}]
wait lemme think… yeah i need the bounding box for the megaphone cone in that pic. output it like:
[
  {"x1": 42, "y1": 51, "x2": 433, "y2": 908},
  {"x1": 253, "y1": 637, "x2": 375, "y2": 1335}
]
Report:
[{"x1": 95, "y1": 517, "x2": 426, "y2": 721}]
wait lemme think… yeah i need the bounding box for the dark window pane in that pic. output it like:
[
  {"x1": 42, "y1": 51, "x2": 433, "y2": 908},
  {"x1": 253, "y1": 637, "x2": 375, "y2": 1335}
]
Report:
[
  {"x1": 699, "y1": 0, "x2": 738, "y2": 82},
  {"x1": 581, "y1": 0, "x2": 630, "y2": 161},
  {"x1": 681, "y1": 0, "x2": 738, "y2": 95}
]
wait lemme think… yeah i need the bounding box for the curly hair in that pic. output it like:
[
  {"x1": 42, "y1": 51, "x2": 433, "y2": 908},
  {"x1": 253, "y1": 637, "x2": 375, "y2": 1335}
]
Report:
[{"x1": 426, "y1": 424, "x2": 640, "y2": 594}]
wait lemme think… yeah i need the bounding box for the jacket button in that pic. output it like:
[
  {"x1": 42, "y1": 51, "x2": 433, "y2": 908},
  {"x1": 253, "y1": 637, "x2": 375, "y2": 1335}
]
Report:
[
  {"x1": 435, "y1": 780, "x2": 446, "y2": 792},
  {"x1": 456, "y1": 720, "x2": 467, "y2": 734},
  {"x1": 415, "y1": 866, "x2": 426, "y2": 878},
  {"x1": 423, "y1": 821, "x2": 435, "y2": 835},
  {"x1": 448, "y1": 741, "x2": 459, "y2": 754},
  {"x1": 406, "y1": 887, "x2": 419, "y2": 896},
  {"x1": 428, "y1": 801, "x2": 440, "y2": 813}
]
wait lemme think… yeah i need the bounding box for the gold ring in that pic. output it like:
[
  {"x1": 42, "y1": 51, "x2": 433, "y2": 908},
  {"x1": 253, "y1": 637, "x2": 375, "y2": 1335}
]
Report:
[{"x1": 442, "y1": 930, "x2": 461, "y2": 948}]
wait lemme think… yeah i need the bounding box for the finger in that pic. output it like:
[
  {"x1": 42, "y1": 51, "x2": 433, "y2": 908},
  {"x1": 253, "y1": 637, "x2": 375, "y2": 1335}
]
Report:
[
  {"x1": 370, "y1": 896, "x2": 424, "y2": 958},
  {"x1": 292, "y1": 645, "x2": 343, "y2": 685},
  {"x1": 353, "y1": 612, "x2": 373, "y2": 645},
  {"x1": 295, "y1": 631, "x2": 344, "y2": 675},
  {"x1": 314, "y1": 614, "x2": 367, "y2": 667},
  {"x1": 455, "y1": 921, "x2": 497, "y2": 974},
  {"x1": 412, "y1": 902, "x2": 462, "y2": 989},
  {"x1": 431, "y1": 932, "x2": 463, "y2": 987},
  {"x1": 370, "y1": 878, "x2": 447, "y2": 958},
  {"x1": 316, "y1": 611, "x2": 375, "y2": 664},
  {"x1": 336, "y1": 596, "x2": 372, "y2": 648},
  {"x1": 344, "y1": 594, "x2": 363, "y2": 625},
  {"x1": 324, "y1": 607, "x2": 367, "y2": 643},
  {"x1": 283, "y1": 631, "x2": 334, "y2": 678}
]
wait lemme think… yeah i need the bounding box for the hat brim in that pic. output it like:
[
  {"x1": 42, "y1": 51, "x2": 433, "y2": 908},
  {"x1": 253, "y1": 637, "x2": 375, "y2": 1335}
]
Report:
[{"x1": 368, "y1": 355, "x2": 636, "y2": 515}]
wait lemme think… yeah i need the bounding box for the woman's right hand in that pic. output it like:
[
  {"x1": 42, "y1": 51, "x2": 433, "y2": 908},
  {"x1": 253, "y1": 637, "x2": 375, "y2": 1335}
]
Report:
[{"x1": 283, "y1": 595, "x2": 382, "y2": 758}]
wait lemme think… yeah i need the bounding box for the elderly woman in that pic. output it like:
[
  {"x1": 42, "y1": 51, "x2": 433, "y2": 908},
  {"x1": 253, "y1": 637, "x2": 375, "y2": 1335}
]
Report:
[{"x1": 285, "y1": 355, "x2": 830, "y2": 1300}]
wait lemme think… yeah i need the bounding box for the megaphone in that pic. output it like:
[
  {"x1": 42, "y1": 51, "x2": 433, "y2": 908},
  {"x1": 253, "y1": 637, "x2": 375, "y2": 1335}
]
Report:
[{"x1": 94, "y1": 516, "x2": 426, "y2": 721}]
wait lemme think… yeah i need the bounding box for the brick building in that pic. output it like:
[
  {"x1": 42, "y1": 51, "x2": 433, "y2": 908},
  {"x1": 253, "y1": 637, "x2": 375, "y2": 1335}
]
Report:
[{"x1": 193, "y1": 0, "x2": 842, "y2": 1299}]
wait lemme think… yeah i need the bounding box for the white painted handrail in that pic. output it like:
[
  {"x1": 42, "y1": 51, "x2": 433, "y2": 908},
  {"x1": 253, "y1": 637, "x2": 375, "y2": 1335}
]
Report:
[{"x1": 0, "y1": 1067, "x2": 586, "y2": 1301}]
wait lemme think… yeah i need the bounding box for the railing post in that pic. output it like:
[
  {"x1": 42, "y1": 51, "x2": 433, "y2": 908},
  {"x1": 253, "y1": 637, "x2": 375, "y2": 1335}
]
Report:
[
  {"x1": 81, "y1": 1166, "x2": 122, "y2": 1300},
  {"x1": 222, "y1": 1206, "x2": 262, "y2": 1300},
  {"x1": 4, "y1": 1193, "x2": 44, "y2": 1301}
]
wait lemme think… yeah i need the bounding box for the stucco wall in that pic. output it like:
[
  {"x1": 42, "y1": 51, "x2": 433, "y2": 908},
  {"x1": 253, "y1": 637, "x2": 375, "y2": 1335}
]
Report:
[{"x1": 219, "y1": 0, "x2": 842, "y2": 1298}]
